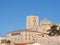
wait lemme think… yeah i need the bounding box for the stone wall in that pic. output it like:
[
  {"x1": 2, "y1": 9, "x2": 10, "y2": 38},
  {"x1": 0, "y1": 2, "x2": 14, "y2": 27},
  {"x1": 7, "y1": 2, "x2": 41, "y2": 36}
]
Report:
[
  {"x1": 37, "y1": 36, "x2": 60, "y2": 45},
  {"x1": 26, "y1": 36, "x2": 60, "y2": 45}
]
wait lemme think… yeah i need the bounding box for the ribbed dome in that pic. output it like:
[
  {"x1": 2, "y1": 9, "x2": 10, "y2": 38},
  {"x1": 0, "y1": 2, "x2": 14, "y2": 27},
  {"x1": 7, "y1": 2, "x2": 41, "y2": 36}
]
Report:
[{"x1": 40, "y1": 18, "x2": 52, "y2": 25}]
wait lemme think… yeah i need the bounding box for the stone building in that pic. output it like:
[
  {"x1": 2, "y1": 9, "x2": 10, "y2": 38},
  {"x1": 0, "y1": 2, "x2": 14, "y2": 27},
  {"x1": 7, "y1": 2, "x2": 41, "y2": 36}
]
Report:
[
  {"x1": 39, "y1": 19, "x2": 52, "y2": 33},
  {"x1": 0, "y1": 15, "x2": 60, "y2": 45},
  {"x1": 0, "y1": 36, "x2": 7, "y2": 45},
  {"x1": 0, "y1": 29, "x2": 48, "y2": 45}
]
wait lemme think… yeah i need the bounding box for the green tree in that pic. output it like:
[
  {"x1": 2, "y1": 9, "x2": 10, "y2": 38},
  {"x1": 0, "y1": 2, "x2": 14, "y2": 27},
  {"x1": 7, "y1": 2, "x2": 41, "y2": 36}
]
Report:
[
  {"x1": 47, "y1": 25, "x2": 58, "y2": 36},
  {"x1": 57, "y1": 28, "x2": 60, "y2": 35},
  {"x1": 6, "y1": 40, "x2": 11, "y2": 45}
]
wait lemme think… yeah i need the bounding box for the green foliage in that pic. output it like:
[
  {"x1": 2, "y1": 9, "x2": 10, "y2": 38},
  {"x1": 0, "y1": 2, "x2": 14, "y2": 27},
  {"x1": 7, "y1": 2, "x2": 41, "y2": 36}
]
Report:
[
  {"x1": 47, "y1": 25, "x2": 60, "y2": 36},
  {"x1": 6, "y1": 40, "x2": 11, "y2": 43}
]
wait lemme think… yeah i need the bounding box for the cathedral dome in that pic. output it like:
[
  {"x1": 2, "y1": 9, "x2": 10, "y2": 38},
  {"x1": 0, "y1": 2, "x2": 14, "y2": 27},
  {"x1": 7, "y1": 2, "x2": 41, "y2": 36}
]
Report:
[{"x1": 40, "y1": 18, "x2": 52, "y2": 25}]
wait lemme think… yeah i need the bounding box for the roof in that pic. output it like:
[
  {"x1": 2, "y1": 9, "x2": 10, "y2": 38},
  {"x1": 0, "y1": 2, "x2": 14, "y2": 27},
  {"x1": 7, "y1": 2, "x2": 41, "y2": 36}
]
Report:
[
  {"x1": 7, "y1": 29, "x2": 48, "y2": 35},
  {"x1": 40, "y1": 18, "x2": 52, "y2": 25},
  {"x1": 7, "y1": 29, "x2": 37, "y2": 34}
]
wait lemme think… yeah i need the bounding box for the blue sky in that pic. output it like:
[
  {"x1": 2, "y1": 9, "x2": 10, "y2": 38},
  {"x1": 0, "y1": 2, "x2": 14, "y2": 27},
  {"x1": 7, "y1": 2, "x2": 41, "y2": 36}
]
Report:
[{"x1": 0, "y1": 0, "x2": 60, "y2": 36}]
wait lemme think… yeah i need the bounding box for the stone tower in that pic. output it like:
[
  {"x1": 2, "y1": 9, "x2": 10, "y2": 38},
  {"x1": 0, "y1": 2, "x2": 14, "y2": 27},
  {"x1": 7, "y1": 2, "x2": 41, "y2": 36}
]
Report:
[{"x1": 26, "y1": 15, "x2": 39, "y2": 31}]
